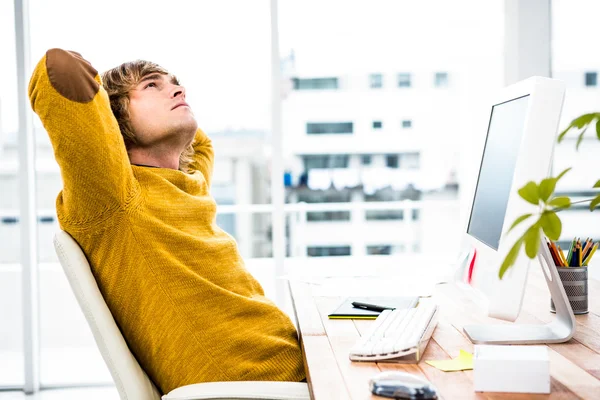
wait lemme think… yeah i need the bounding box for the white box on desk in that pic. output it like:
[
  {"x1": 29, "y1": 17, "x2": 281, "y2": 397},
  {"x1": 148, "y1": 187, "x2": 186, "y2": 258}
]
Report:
[{"x1": 473, "y1": 345, "x2": 550, "y2": 394}]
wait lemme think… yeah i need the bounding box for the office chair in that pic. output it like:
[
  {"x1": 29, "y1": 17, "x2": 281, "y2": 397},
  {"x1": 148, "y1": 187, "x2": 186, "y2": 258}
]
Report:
[{"x1": 53, "y1": 230, "x2": 310, "y2": 400}]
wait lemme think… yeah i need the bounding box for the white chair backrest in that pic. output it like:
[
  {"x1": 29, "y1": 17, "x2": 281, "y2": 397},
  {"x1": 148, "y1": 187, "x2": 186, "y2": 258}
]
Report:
[{"x1": 53, "y1": 230, "x2": 162, "y2": 400}]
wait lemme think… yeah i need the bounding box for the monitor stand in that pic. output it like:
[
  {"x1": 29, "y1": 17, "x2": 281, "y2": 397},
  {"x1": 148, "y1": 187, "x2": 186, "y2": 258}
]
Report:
[{"x1": 463, "y1": 238, "x2": 576, "y2": 344}]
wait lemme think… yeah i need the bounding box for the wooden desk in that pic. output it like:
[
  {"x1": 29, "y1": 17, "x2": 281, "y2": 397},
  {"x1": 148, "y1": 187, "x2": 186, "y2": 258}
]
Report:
[{"x1": 289, "y1": 268, "x2": 600, "y2": 399}]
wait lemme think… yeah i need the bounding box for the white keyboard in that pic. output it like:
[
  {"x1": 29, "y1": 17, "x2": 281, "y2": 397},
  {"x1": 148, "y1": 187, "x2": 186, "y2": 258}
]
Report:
[{"x1": 349, "y1": 301, "x2": 438, "y2": 362}]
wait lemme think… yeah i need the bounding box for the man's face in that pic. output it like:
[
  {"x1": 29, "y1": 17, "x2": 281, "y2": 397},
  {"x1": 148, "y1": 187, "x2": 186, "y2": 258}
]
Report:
[{"x1": 128, "y1": 72, "x2": 197, "y2": 149}]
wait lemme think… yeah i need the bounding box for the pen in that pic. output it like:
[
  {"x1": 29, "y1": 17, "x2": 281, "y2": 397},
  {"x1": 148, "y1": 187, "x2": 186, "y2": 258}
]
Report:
[{"x1": 351, "y1": 301, "x2": 395, "y2": 312}]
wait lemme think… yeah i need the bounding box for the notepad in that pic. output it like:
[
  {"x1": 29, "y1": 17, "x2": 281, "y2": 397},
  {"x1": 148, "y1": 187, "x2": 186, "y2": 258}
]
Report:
[
  {"x1": 426, "y1": 349, "x2": 473, "y2": 372},
  {"x1": 327, "y1": 296, "x2": 419, "y2": 319}
]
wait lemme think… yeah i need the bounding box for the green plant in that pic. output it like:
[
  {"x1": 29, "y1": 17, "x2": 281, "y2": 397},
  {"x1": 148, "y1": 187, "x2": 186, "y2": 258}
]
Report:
[{"x1": 499, "y1": 112, "x2": 600, "y2": 278}]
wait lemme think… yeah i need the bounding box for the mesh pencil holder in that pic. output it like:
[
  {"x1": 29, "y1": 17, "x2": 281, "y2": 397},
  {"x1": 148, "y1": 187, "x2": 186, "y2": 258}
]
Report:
[{"x1": 550, "y1": 266, "x2": 588, "y2": 315}]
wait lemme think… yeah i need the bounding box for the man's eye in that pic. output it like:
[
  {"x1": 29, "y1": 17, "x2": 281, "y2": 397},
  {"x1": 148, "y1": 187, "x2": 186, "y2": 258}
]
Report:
[{"x1": 145, "y1": 82, "x2": 157, "y2": 89}]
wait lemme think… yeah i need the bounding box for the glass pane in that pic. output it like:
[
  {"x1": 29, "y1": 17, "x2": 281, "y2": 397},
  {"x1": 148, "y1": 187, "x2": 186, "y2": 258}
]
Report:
[
  {"x1": 281, "y1": 0, "x2": 504, "y2": 259},
  {"x1": 29, "y1": 0, "x2": 274, "y2": 386},
  {"x1": 551, "y1": 0, "x2": 600, "y2": 260},
  {"x1": 0, "y1": 0, "x2": 25, "y2": 388},
  {"x1": 38, "y1": 265, "x2": 113, "y2": 385}
]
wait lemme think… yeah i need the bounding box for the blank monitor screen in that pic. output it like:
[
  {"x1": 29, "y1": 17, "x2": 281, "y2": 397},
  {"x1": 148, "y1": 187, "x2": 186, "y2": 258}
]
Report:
[{"x1": 467, "y1": 95, "x2": 530, "y2": 250}]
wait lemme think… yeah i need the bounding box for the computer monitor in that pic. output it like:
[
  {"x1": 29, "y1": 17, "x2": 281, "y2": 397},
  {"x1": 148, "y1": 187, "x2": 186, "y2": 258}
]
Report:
[{"x1": 456, "y1": 76, "x2": 576, "y2": 344}]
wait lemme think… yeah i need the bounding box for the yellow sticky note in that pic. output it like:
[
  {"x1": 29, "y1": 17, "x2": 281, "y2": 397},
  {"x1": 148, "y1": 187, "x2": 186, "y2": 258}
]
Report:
[{"x1": 425, "y1": 349, "x2": 473, "y2": 372}]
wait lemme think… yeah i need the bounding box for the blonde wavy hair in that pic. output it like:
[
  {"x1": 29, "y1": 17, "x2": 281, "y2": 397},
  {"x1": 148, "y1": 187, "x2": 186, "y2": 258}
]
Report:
[{"x1": 101, "y1": 61, "x2": 194, "y2": 173}]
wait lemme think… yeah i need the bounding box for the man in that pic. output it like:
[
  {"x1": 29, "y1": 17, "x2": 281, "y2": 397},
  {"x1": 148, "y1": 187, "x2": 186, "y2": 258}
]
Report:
[{"x1": 28, "y1": 48, "x2": 305, "y2": 394}]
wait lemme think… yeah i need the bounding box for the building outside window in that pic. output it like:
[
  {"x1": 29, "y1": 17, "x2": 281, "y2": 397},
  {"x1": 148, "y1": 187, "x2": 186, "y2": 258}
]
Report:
[
  {"x1": 302, "y1": 155, "x2": 350, "y2": 170},
  {"x1": 397, "y1": 73, "x2": 411, "y2": 88},
  {"x1": 386, "y1": 154, "x2": 400, "y2": 168},
  {"x1": 366, "y1": 244, "x2": 406, "y2": 255},
  {"x1": 307, "y1": 246, "x2": 351, "y2": 257},
  {"x1": 585, "y1": 72, "x2": 597, "y2": 87},
  {"x1": 330, "y1": 154, "x2": 350, "y2": 168},
  {"x1": 369, "y1": 73, "x2": 383, "y2": 88},
  {"x1": 307, "y1": 211, "x2": 351, "y2": 222},
  {"x1": 293, "y1": 77, "x2": 338, "y2": 90},
  {"x1": 412, "y1": 209, "x2": 420, "y2": 221},
  {"x1": 306, "y1": 122, "x2": 353, "y2": 134},
  {"x1": 296, "y1": 190, "x2": 352, "y2": 204},
  {"x1": 365, "y1": 210, "x2": 404, "y2": 220},
  {"x1": 302, "y1": 155, "x2": 329, "y2": 169},
  {"x1": 402, "y1": 152, "x2": 420, "y2": 169},
  {"x1": 434, "y1": 72, "x2": 449, "y2": 87}
]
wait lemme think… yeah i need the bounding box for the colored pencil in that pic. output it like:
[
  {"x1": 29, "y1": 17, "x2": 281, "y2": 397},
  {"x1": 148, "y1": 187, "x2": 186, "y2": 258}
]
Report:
[
  {"x1": 547, "y1": 243, "x2": 561, "y2": 266},
  {"x1": 584, "y1": 243, "x2": 598, "y2": 266},
  {"x1": 566, "y1": 237, "x2": 576, "y2": 265},
  {"x1": 557, "y1": 245, "x2": 568, "y2": 267}
]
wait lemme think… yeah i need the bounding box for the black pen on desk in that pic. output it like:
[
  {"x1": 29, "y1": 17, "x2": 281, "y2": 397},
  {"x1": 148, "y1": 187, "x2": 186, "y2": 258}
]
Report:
[{"x1": 351, "y1": 301, "x2": 395, "y2": 312}]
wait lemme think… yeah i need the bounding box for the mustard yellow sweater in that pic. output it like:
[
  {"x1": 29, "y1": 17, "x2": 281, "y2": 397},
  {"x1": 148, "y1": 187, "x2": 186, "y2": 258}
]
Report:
[{"x1": 28, "y1": 49, "x2": 305, "y2": 394}]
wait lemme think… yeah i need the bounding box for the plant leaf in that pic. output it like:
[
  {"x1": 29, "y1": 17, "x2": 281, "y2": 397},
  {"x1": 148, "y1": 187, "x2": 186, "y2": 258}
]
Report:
[
  {"x1": 540, "y1": 212, "x2": 562, "y2": 241},
  {"x1": 591, "y1": 194, "x2": 600, "y2": 211},
  {"x1": 594, "y1": 180, "x2": 600, "y2": 189},
  {"x1": 548, "y1": 196, "x2": 571, "y2": 209},
  {"x1": 557, "y1": 124, "x2": 573, "y2": 143},
  {"x1": 524, "y1": 224, "x2": 541, "y2": 258},
  {"x1": 518, "y1": 181, "x2": 540, "y2": 205},
  {"x1": 555, "y1": 167, "x2": 571, "y2": 182},
  {"x1": 538, "y1": 178, "x2": 556, "y2": 202},
  {"x1": 572, "y1": 113, "x2": 595, "y2": 129},
  {"x1": 597, "y1": 119, "x2": 600, "y2": 140},
  {"x1": 499, "y1": 237, "x2": 524, "y2": 279},
  {"x1": 507, "y1": 213, "x2": 533, "y2": 234},
  {"x1": 576, "y1": 127, "x2": 588, "y2": 150}
]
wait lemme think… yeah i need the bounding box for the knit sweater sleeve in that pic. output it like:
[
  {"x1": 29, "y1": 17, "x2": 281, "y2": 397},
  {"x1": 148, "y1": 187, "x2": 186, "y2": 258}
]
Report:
[
  {"x1": 28, "y1": 49, "x2": 137, "y2": 225},
  {"x1": 188, "y1": 127, "x2": 214, "y2": 187}
]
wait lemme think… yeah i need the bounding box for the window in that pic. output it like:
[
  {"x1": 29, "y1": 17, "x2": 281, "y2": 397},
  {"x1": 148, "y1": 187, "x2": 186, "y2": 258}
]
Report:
[
  {"x1": 402, "y1": 152, "x2": 420, "y2": 169},
  {"x1": 302, "y1": 155, "x2": 350, "y2": 170},
  {"x1": 365, "y1": 210, "x2": 404, "y2": 220},
  {"x1": 397, "y1": 73, "x2": 411, "y2": 88},
  {"x1": 293, "y1": 77, "x2": 338, "y2": 90},
  {"x1": 366, "y1": 245, "x2": 392, "y2": 255},
  {"x1": 307, "y1": 122, "x2": 353, "y2": 135},
  {"x1": 330, "y1": 155, "x2": 349, "y2": 168},
  {"x1": 386, "y1": 155, "x2": 399, "y2": 168},
  {"x1": 307, "y1": 211, "x2": 351, "y2": 222},
  {"x1": 434, "y1": 72, "x2": 449, "y2": 87},
  {"x1": 307, "y1": 246, "x2": 351, "y2": 257},
  {"x1": 302, "y1": 155, "x2": 329, "y2": 169},
  {"x1": 412, "y1": 209, "x2": 420, "y2": 221},
  {"x1": 585, "y1": 72, "x2": 597, "y2": 87},
  {"x1": 372, "y1": 121, "x2": 382, "y2": 129},
  {"x1": 296, "y1": 190, "x2": 352, "y2": 203},
  {"x1": 401, "y1": 120, "x2": 412, "y2": 128},
  {"x1": 1, "y1": 216, "x2": 18, "y2": 224},
  {"x1": 361, "y1": 155, "x2": 372, "y2": 165},
  {"x1": 366, "y1": 244, "x2": 405, "y2": 255},
  {"x1": 369, "y1": 73, "x2": 383, "y2": 88}
]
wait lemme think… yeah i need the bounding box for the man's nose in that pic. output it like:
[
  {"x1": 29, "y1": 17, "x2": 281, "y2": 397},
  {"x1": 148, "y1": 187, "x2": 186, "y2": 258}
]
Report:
[{"x1": 171, "y1": 85, "x2": 185, "y2": 99}]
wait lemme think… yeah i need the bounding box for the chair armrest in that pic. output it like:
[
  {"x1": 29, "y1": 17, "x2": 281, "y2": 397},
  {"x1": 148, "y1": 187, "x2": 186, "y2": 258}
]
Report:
[{"x1": 162, "y1": 381, "x2": 310, "y2": 400}]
